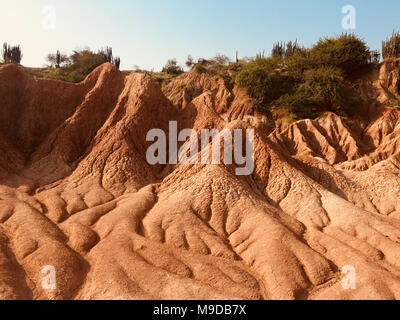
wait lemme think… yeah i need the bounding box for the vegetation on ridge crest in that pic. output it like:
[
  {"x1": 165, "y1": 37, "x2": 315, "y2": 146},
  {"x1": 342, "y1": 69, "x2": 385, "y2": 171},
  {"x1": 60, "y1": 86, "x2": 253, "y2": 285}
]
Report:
[{"x1": 3, "y1": 31, "x2": 400, "y2": 121}]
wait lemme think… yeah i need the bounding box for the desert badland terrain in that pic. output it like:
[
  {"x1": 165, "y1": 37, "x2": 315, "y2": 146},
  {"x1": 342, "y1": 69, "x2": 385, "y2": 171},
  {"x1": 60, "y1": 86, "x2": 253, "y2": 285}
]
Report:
[{"x1": 1, "y1": 59, "x2": 400, "y2": 300}]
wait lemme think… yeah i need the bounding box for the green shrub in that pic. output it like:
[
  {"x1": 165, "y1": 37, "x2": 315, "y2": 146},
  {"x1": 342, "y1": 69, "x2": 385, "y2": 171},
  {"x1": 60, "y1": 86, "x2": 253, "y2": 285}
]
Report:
[
  {"x1": 235, "y1": 56, "x2": 295, "y2": 109},
  {"x1": 391, "y1": 99, "x2": 400, "y2": 110},
  {"x1": 235, "y1": 34, "x2": 370, "y2": 118},
  {"x1": 299, "y1": 66, "x2": 345, "y2": 106},
  {"x1": 275, "y1": 66, "x2": 361, "y2": 119},
  {"x1": 34, "y1": 47, "x2": 121, "y2": 83},
  {"x1": 194, "y1": 62, "x2": 206, "y2": 73},
  {"x1": 285, "y1": 34, "x2": 371, "y2": 81},
  {"x1": 162, "y1": 59, "x2": 184, "y2": 75},
  {"x1": 212, "y1": 54, "x2": 231, "y2": 65},
  {"x1": 286, "y1": 49, "x2": 312, "y2": 80},
  {"x1": 186, "y1": 55, "x2": 195, "y2": 68},
  {"x1": 65, "y1": 70, "x2": 85, "y2": 83},
  {"x1": 68, "y1": 49, "x2": 105, "y2": 76},
  {"x1": 275, "y1": 91, "x2": 319, "y2": 119},
  {"x1": 309, "y1": 34, "x2": 371, "y2": 76}
]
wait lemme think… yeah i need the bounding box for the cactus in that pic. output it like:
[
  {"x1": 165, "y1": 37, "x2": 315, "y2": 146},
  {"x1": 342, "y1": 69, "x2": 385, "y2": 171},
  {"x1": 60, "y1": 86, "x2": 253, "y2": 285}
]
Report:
[
  {"x1": 113, "y1": 56, "x2": 121, "y2": 69},
  {"x1": 47, "y1": 50, "x2": 69, "y2": 68},
  {"x1": 284, "y1": 40, "x2": 299, "y2": 58},
  {"x1": 98, "y1": 47, "x2": 121, "y2": 68},
  {"x1": 272, "y1": 40, "x2": 301, "y2": 59},
  {"x1": 256, "y1": 50, "x2": 265, "y2": 59},
  {"x1": 272, "y1": 42, "x2": 285, "y2": 58},
  {"x1": 382, "y1": 30, "x2": 400, "y2": 59},
  {"x1": 2, "y1": 42, "x2": 23, "y2": 64},
  {"x1": 99, "y1": 46, "x2": 113, "y2": 63}
]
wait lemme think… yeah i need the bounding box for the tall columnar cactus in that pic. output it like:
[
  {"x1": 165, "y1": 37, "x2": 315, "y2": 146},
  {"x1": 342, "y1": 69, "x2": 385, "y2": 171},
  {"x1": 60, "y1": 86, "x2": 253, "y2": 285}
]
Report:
[
  {"x1": 272, "y1": 40, "x2": 301, "y2": 59},
  {"x1": 113, "y1": 56, "x2": 121, "y2": 69},
  {"x1": 272, "y1": 42, "x2": 285, "y2": 58},
  {"x1": 99, "y1": 47, "x2": 113, "y2": 63},
  {"x1": 1, "y1": 42, "x2": 23, "y2": 64},
  {"x1": 382, "y1": 30, "x2": 400, "y2": 59},
  {"x1": 284, "y1": 40, "x2": 299, "y2": 58}
]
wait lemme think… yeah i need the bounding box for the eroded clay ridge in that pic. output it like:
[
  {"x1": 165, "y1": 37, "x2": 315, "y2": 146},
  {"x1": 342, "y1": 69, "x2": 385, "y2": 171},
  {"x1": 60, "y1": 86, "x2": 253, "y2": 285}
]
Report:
[{"x1": 1, "y1": 62, "x2": 400, "y2": 300}]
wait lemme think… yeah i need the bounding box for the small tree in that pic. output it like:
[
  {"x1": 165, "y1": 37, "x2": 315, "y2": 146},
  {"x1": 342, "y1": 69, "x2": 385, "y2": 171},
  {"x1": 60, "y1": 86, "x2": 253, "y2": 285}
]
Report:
[
  {"x1": 47, "y1": 50, "x2": 69, "y2": 68},
  {"x1": 69, "y1": 49, "x2": 105, "y2": 76},
  {"x1": 185, "y1": 55, "x2": 195, "y2": 68},
  {"x1": 2, "y1": 42, "x2": 23, "y2": 64},
  {"x1": 212, "y1": 53, "x2": 230, "y2": 65},
  {"x1": 162, "y1": 59, "x2": 183, "y2": 75}
]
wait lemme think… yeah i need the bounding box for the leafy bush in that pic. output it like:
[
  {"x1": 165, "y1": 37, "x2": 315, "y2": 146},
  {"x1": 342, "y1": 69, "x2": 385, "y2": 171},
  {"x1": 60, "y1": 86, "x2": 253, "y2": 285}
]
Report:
[
  {"x1": 309, "y1": 34, "x2": 371, "y2": 76},
  {"x1": 235, "y1": 34, "x2": 371, "y2": 119},
  {"x1": 235, "y1": 56, "x2": 295, "y2": 109},
  {"x1": 194, "y1": 62, "x2": 206, "y2": 73},
  {"x1": 68, "y1": 50, "x2": 106, "y2": 77},
  {"x1": 31, "y1": 47, "x2": 121, "y2": 83},
  {"x1": 185, "y1": 55, "x2": 195, "y2": 68},
  {"x1": 162, "y1": 59, "x2": 184, "y2": 75},
  {"x1": 276, "y1": 66, "x2": 361, "y2": 119},
  {"x1": 299, "y1": 66, "x2": 345, "y2": 107},
  {"x1": 285, "y1": 34, "x2": 371, "y2": 80},
  {"x1": 275, "y1": 91, "x2": 319, "y2": 119},
  {"x1": 212, "y1": 53, "x2": 231, "y2": 65},
  {"x1": 285, "y1": 49, "x2": 312, "y2": 80},
  {"x1": 391, "y1": 99, "x2": 400, "y2": 110}
]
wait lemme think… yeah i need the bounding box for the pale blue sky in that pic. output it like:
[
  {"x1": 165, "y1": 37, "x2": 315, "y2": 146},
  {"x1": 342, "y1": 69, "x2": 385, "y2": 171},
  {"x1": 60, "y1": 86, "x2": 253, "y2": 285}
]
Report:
[{"x1": 1, "y1": 0, "x2": 399, "y2": 70}]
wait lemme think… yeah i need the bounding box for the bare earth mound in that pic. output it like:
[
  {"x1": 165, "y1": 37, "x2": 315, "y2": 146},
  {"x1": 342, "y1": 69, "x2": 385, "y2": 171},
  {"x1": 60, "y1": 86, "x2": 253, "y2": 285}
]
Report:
[{"x1": 1, "y1": 62, "x2": 400, "y2": 300}]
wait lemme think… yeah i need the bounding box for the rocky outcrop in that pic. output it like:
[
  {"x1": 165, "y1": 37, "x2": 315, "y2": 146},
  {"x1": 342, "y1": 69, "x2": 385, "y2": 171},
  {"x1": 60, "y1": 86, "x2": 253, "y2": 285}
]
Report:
[{"x1": 1, "y1": 61, "x2": 400, "y2": 300}]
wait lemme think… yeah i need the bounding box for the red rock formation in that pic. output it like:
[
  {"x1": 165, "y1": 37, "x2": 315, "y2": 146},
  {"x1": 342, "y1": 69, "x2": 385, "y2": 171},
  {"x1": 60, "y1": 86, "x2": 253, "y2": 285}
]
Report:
[{"x1": 1, "y1": 61, "x2": 400, "y2": 300}]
